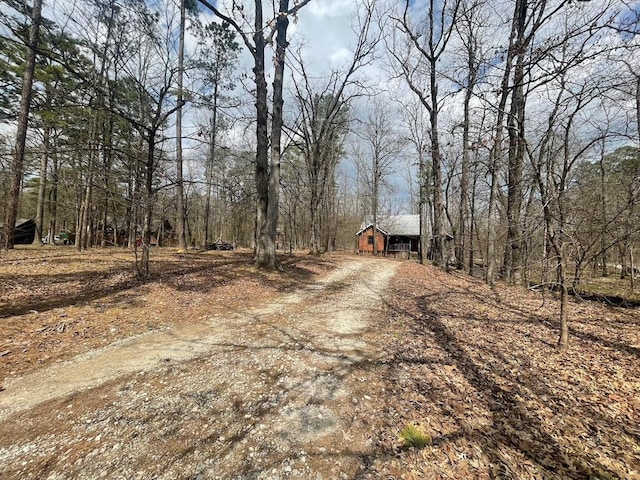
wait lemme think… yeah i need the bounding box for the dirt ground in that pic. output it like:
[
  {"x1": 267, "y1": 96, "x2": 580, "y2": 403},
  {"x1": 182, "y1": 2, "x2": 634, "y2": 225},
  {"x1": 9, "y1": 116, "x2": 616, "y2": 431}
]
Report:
[{"x1": 0, "y1": 248, "x2": 639, "y2": 479}]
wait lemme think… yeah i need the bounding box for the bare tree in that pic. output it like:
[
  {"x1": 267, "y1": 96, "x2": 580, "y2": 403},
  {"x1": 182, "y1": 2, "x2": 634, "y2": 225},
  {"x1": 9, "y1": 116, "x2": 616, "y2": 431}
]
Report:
[
  {"x1": 529, "y1": 85, "x2": 602, "y2": 349},
  {"x1": 353, "y1": 99, "x2": 402, "y2": 255},
  {"x1": 175, "y1": 0, "x2": 187, "y2": 251},
  {"x1": 397, "y1": 98, "x2": 431, "y2": 263},
  {"x1": 199, "y1": 0, "x2": 312, "y2": 269},
  {"x1": 288, "y1": 0, "x2": 380, "y2": 255},
  {"x1": 452, "y1": 0, "x2": 486, "y2": 271},
  {"x1": 527, "y1": 16, "x2": 620, "y2": 348},
  {"x1": 388, "y1": 0, "x2": 461, "y2": 269}
]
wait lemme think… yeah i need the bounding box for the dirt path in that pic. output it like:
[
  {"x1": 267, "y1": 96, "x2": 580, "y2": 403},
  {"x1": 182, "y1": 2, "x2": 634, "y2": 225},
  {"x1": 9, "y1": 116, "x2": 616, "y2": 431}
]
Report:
[{"x1": 0, "y1": 256, "x2": 398, "y2": 479}]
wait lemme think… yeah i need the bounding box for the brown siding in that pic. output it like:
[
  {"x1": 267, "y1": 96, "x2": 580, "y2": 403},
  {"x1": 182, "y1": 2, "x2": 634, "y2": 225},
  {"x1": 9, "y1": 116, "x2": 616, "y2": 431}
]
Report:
[{"x1": 357, "y1": 227, "x2": 386, "y2": 254}]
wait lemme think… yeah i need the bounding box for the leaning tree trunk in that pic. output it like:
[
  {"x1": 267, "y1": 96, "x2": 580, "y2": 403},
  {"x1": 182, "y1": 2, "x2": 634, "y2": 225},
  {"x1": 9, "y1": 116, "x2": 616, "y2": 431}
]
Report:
[{"x1": 4, "y1": 0, "x2": 42, "y2": 249}]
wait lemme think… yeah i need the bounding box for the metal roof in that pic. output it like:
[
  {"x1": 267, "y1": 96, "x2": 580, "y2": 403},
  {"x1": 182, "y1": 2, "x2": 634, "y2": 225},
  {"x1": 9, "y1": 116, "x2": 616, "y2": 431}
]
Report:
[{"x1": 358, "y1": 215, "x2": 420, "y2": 237}]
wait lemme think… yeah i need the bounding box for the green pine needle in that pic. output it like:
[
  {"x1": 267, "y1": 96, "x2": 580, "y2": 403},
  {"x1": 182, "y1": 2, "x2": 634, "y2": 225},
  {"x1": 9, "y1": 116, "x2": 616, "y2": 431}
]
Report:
[{"x1": 399, "y1": 423, "x2": 431, "y2": 449}]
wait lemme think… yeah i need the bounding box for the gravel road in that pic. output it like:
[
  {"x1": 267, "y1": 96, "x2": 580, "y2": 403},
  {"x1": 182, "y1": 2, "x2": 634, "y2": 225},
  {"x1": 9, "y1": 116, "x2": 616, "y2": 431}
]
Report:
[{"x1": 0, "y1": 256, "x2": 399, "y2": 480}]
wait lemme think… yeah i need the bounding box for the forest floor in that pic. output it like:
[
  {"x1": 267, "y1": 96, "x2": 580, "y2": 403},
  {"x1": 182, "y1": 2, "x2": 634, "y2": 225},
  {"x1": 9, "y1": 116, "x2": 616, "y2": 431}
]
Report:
[{"x1": 0, "y1": 248, "x2": 639, "y2": 479}]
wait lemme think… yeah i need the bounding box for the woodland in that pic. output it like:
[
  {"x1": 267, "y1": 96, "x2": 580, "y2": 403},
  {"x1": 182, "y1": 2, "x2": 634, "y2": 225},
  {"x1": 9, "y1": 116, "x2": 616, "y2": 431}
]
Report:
[
  {"x1": 0, "y1": 2, "x2": 640, "y2": 477},
  {"x1": 1, "y1": 0, "x2": 639, "y2": 351}
]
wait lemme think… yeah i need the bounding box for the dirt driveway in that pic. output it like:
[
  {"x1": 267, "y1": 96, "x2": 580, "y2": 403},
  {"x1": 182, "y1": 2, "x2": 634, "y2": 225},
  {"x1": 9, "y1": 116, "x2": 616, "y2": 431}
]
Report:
[{"x1": 0, "y1": 256, "x2": 399, "y2": 479}]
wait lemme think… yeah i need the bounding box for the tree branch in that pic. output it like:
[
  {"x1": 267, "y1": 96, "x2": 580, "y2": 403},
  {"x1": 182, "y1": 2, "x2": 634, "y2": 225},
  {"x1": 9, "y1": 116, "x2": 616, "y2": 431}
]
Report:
[{"x1": 197, "y1": 0, "x2": 256, "y2": 56}]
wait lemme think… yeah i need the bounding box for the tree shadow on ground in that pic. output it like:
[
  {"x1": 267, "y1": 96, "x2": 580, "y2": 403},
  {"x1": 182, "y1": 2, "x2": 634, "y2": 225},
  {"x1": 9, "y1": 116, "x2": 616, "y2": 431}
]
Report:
[
  {"x1": 423, "y1": 282, "x2": 640, "y2": 359},
  {"x1": 362, "y1": 286, "x2": 636, "y2": 479},
  {"x1": 0, "y1": 270, "x2": 142, "y2": 317},
  {"x1": 0, "y1": 300, "x2": 387, "y2": 479},
  {"x1": 478, "y1": 288, "x2": 640, "y2": 358},
  {"x1": 0, "y1": 253, "x2": 327, "y2": 318}
]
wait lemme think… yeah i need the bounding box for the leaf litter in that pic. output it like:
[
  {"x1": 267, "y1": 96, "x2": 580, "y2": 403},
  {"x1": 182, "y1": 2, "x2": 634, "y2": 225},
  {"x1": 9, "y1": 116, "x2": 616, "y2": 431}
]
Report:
[
  {"x1": 0, "y1": 249, "x2": 638, "y2": 479},
  {"x1": 364, "y1": 261, "x2": 639, "y2": 480}
]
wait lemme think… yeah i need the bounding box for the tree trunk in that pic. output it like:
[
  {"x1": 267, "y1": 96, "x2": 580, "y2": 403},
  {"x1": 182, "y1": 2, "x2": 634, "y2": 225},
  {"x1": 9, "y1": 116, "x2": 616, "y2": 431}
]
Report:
[
  {"x1": 100, "y1": 197, "x2": 108, "y2": 247},
  {"x1": 204, "y1": 91, "x2": 218, "y2": 247},
  {"x1": 141, "y1": 133, "x2": 157, "y2": 277},
  {"x1": 486, "y1": 146, "x2": 500, "y2": 286},
  {"x1": 79, "y1": 142, "x2": 95, "y2": 250},
  {"x1": 487, "y1": 0, "x2": 520, "y2": 285},
  {"x1": 259, "y1": 0, "x2": 291, "y2": 269},
  {"x1": 599, "y1": 148, "x2": 609, "y2": 277},
  {"x1": 457, "y1": 110, "x2": 470, "y2": 271},
  {"x1": 468, "y1": 157, "x2": 479, "y2": 275},
  {"x1": 4, "y1": 0, "x2": 42, "y2": 249},
  {"x1": 175, "y1": 0, "x2": 187, "y2": 252},
  {"x1": 253, "y1": 0, "x2": 271, "y2": 266},
  {"x1": 555, "y1": 240, "x2": 569, "y2": 350},
  {"x1": 200, "y1": 0, "x2": 309, "y2": 267},
  {"x1": 100, "y1": 113, "x2": 114, "y2": 248},
  {"x1": 33, "y1": 124, "x2": 50, "y2": 245},
  {"x1": 81, "y1": 175, "x2": 93, "y2": 249},
  {"x1": 47, "y1": 141, "x2": 59, "y2": 246},
  {"x1": 504, "y1": 0, "x2": 527, "y2": 285},
  {"x1": 632, "y1": 75, "x2": 639, "y2": 291},
  {"x1": 77, "y1": 115, "x2": 97, "y2": 250},
  {"x1": 431, "y1": 145, "x2": 445, "y2": 268},
  {"x1": 427, "y1": 1, "x2": 446, "y2": 270},
  {"x1": 127, "y1": 151, "x2": 142, "y2": 249},
  {"x1": 418, "y1": 148, "x2": 427, "y2": 264},
  {"x1": 456, "y1": 43, "x2": 476, "y2": 270},
  {"x1": 309, "y1": 157, "x2": 321, "y2": 254},
  {"x1": 372, "y1": 157, "x2": 379, "y2": 256},
  {"x1": 630, "y1": 245, "x2": 636, "y2": 292}
]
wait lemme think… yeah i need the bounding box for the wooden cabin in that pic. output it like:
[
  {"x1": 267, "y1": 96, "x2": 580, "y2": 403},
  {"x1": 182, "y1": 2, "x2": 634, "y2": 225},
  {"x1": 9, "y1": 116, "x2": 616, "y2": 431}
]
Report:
[
  {"x1": 356, "y1": 225, "x2": 388, "y2": 254},
  {"x1": 356, "y1": 215, "x2": 421, "y2": 259}
]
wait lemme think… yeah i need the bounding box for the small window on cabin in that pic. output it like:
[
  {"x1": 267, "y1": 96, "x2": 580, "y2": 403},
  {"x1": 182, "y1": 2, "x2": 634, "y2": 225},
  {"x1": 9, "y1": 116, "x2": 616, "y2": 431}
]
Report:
[{"x1": 367, "y1": 235, "x2": 374, "y2": 245}]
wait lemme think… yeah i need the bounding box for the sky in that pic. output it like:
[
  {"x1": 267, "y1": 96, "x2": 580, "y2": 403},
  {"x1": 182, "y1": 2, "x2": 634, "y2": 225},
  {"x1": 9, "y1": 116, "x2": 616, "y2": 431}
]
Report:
[
  {"x1": 187, "y1": 0, "x2": 415, "y2": 211},
  {"x1": 2, "y1": 0, "x2": 640, "y2": 215}
]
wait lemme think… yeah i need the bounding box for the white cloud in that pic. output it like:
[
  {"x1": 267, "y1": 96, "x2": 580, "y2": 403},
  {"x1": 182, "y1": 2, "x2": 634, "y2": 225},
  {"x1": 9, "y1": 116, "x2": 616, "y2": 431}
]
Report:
[
  {"x1": 308, "y1": 0, "x2": 357, "y2": 19},
  {"x1": 328, "y1": 47, "x2": 352, "y2": 64}
]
